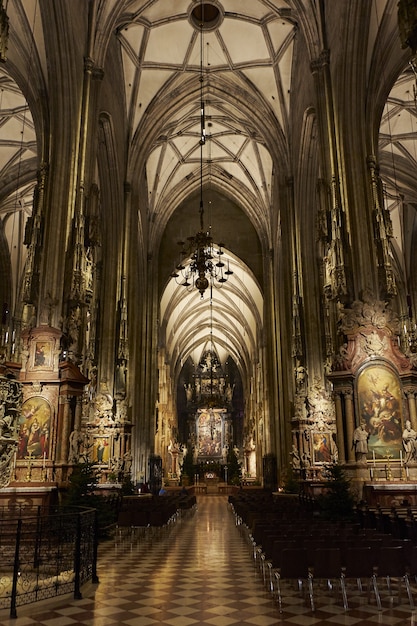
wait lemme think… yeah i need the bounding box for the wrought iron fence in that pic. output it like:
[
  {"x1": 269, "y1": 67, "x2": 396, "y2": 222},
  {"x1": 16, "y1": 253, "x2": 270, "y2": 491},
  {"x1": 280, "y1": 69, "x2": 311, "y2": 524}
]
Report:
[{"x1": 0, "y1": 505, "x2": 98, "y2": 618}]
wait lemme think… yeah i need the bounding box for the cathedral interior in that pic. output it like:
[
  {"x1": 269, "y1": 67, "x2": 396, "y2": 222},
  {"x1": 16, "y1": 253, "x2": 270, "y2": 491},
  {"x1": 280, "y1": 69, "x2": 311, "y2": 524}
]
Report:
[{"x1": 1, "y1": 0, "x2": 417, "y2": 506}]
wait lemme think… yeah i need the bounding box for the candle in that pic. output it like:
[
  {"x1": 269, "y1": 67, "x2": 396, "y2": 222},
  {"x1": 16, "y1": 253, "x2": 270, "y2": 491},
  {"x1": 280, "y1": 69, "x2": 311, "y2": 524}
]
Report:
[
  {"x1": 43, "y1": 451, "x2": 46, "y2": 469},
  {"x1": 400, "y1": 449, "x2": 403, "y2": 467},
  {"x1": 373, "y1": 450, "x2": 376, "y2": 466}
]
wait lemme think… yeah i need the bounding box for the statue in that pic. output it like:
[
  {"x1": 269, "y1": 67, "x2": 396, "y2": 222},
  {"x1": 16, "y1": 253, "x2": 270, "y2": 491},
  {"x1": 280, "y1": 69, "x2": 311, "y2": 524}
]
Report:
[
  {"x1": 68, "y1": 429, "x2": 83, "y2": 463},
  {"x1": 123, "y1": 450, "x2": 132, "y2": 474},
  {"x1": 184, "y1": 383, "x2": 192, "y2": 402},
  {"x1": 295, "y1": 362, "x2": 306, "y2": 389},
  {"x1": 353, "y1": 422, "x2": 369, "y2": 462},
  {"x1": 291, "y1": 444, "x2": 301, "y2": 470},
  {"x1": 403, "y1": 420, "x2": 417, "y2": 463}
]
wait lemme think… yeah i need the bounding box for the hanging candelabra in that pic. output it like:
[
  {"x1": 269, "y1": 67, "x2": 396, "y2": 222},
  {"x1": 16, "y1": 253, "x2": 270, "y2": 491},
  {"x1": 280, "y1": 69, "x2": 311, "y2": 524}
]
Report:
[{"x1": 171, "y1": 2, "x2": 233, "y2": 298}]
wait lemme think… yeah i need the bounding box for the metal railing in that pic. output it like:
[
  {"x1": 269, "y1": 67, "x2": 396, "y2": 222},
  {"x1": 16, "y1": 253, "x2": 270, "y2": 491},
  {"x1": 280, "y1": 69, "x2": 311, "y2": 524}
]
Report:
[{"x1": 0, "y1": 505, "x2": 98, "y2": 619}]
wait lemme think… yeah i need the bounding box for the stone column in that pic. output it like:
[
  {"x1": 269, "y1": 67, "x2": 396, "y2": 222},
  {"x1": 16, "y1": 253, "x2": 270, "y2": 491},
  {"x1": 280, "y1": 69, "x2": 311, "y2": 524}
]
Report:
[
  {"x1": 344, "y1": 390, "x2": 355, "y2": 462},
  {"x1": 59, "y1": 396, "x2": 72, "y2": 463},
  {"x1": 74, "y1": 396, "x2": 83, "y2": 431},
  {"x1": 334, "y1": 392, "x2": 346, "y2": 463},
  {"x1": 405, "y1": 391, "x2": 417, "y2": 432},
  {"x1": 171, "y1": 450, "x2": 179, "y2": 476}
]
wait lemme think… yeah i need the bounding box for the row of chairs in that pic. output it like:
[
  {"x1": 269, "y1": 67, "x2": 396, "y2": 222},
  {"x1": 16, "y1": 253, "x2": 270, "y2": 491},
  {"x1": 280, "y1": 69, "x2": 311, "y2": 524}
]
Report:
[
  {"x1": 229, "y1": 493, "x2": 417, "y2": 612},
  {"x1": 252, "y1": 525, "x2": 417, "y2": 611},
  {"x1": 117, "y1": 493, "x2": 196, "y2": 539},
  {"x1": 357, "y1": 503, "x2": 417, "y2": 542},
  {"x1": 269, "y1": 543, "x2": 416, "y2": 612}
]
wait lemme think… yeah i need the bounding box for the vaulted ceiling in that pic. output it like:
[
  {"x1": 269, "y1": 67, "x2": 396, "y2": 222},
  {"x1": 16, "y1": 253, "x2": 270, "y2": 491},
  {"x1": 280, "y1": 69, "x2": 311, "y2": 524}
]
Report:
[{"x1": 0, "y1": 0, "x2": 416, "y2": 383}]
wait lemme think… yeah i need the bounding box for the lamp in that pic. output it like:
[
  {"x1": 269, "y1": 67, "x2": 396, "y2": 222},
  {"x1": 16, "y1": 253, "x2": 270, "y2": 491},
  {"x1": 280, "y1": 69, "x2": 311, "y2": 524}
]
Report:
[{"x1": 171, "y1": 2, "x2": 233, "y2": 298}]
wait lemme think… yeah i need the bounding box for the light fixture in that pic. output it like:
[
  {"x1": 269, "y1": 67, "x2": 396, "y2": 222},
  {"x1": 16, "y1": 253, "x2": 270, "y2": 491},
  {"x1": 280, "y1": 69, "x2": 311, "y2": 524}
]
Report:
[{"x1": 171, "y1": 2, "x2": 232, "y2": 298}]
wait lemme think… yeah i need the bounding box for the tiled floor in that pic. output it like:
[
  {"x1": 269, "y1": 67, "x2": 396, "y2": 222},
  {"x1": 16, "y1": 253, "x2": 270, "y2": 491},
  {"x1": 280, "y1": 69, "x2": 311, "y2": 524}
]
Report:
[{"x1": 1, "y1": 495, "x2": 417, "y2": 625}]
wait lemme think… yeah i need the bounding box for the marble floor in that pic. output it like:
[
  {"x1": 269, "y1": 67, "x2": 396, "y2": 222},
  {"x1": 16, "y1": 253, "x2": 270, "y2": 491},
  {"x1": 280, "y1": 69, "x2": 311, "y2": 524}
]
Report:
[{"x1": 1, "y1": 495, "x2": 417, "y2": 625}]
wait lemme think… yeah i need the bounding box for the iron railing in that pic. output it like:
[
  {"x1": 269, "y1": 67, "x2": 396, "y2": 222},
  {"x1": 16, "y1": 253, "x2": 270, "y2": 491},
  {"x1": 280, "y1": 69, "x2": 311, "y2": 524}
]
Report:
[{"x1": 0, "y1": 505, "x2": 99, "y2": 618}]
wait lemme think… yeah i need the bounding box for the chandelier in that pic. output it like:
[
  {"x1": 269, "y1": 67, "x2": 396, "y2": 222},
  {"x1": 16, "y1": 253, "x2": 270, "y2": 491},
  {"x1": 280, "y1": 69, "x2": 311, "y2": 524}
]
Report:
[{"x1": 171, "y1": 2, "x2": 233, "y2": 298}]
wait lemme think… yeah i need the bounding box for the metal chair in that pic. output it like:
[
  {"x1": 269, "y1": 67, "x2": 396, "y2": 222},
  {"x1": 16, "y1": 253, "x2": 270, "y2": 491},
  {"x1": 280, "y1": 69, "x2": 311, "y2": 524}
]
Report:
[
  {"x1": 274, "y1": 546, "x2": 314, "y2": 612},
  {"x1": 265, "y1": 539, "x2": 296, "y2": 595},
  {"x1": 343, "y1": 545, "x2": 381, "y2": 610},
  {"x1": 376, "y1": 545, "x2": 414, "y2": 609},
  {"x1": 311, "y1": 547, "x2": 348, "y2": 609}
]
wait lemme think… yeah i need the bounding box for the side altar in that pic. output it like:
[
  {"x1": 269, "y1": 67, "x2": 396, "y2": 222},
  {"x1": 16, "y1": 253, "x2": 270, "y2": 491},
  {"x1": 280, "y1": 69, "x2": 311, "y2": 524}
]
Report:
[{"x1": 0, "y1": 325, "x2": 133, "y2": 508}]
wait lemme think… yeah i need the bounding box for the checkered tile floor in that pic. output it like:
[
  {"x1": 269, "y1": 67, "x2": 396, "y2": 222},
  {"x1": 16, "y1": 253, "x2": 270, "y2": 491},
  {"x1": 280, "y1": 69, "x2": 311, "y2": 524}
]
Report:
[{"x1": 1, "y1": 495, "x2": 417, "y2": 625}]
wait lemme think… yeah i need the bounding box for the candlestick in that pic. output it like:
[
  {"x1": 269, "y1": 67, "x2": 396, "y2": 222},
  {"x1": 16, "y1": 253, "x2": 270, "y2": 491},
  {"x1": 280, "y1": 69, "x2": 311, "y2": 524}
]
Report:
[{"x1": 26, "y1": 452, "x2": 33, "y2": 482}]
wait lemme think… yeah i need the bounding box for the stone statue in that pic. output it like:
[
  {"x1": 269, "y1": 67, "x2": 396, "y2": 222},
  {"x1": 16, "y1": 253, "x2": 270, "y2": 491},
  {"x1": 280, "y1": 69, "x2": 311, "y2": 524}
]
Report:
[
  {"x1": 184, "y1": 383, "x2": 192, "y2": 402},
  {"x1": 295, "y1": 362, "x2": 306, "y2": 389},
  {"x1": 403, "y1": 420, "x2": 417, "y2": 463},
  {"x1": 353, "y1": 422, "x2": 369, "y2": 462},
  {"x1": 225, "y1": 383, "x2": 234, "y2": 402},
  {"x1": 68, "y1": 429, "x2": 83, "y2": 463},
  {"x1": 291, "y1": 444, "x2": 301, "y2": 470},
  {"x1": 123, "y1": 450, "x2": 132, "y2": 474}
]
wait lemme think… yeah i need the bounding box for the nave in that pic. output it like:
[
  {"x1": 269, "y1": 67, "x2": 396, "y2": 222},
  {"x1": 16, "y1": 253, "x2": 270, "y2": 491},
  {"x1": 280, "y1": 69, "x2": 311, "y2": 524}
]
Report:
[{"x1": 1, "y1": 495, "x2": 417, "y2": 626}]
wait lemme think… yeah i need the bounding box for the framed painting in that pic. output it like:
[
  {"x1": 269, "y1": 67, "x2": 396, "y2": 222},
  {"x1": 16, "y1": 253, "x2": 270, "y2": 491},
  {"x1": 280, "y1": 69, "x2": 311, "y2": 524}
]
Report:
[
  {"x1": 18, "y1": 397, "x2": 51, "y2": 460},
  {"x1": 312, "y1": 432, "x2": 333, "y2": 464},
  {"x1": 356, "y1": 363, "x2": 403, "y2": 460},
  {"x1": 93, "y1": 436, "x2": 110, "y2": 465},
  {"x1": 33, "y1": 341, "x2": 52, "y2": 368},
  {"x1": 196, "y1": 409, "x2": 223, "y2": 458}
]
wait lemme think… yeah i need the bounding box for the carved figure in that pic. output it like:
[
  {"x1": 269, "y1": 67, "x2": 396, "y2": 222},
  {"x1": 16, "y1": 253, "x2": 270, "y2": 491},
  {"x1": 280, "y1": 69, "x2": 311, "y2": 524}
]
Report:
[
  {"x1": 353, "y1": 423, "x2": 369, "y2": 462},
  {"x1": 0, "y1": 409, "x2": 13, "y2": 439},
  {"x1": 123, "y1": 451, "x2": 132, "y2": 474},
  {"x1": 403, "y1": 420, "x2": 417, "y2": 463},
  {"x1": 295, "y1": 362, "x2": 306, "y2": 388},
  {"x1": 68, "y1": 429, "x2": 83, "y2": 463},
  {"x1": 184, "y1": 383, "x2": 192, "y2": 402},
  {"x1": 225, "y1": 383, "x2": 234, "y2": 402},
  {"x1": 291, "y1": 444, "x2": 301, "y2": 470}
]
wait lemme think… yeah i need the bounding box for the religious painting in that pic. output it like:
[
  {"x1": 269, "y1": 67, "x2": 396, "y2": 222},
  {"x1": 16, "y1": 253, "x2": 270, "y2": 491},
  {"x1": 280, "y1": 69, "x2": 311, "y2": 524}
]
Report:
[
  {"x1": 18, "y1": 397, "x2": 51, "y2": 460},
  {"x1": 357, "y1": 363, "x2": 403, "y2": 460},
  {"x1": 197, "y1": 409, "x2": 223, "y2": 458},
  {"x1": 93, "y1": 436, "x2": 110, "y2": 465},
  {"x1": 34, "y1": 341, "x2": 52, "y2": 368},
  {"x1": 312, "y1": 432, "x2": 333, "y2": 464}
]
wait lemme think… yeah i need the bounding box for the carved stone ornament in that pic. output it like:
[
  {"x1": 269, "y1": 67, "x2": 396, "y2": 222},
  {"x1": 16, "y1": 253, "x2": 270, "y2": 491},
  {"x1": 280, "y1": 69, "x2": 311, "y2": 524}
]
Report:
[
  {"x1": 90, "y1": 392, "x2": 115, "y2": 427},
  {"x1": 360, "y1": 330, "x2": 388, "y2": 357},
  {"x1": 338, "y1": 290, "x2": 400, "y2": 336},
  {"x1": 306, "y1": 378, "x2": 336, "y2": 426},
  {"x1": 0, "y1": 371, "x2": 22, "y2": 488},
  {"x1": 294, "y1": 394, "x2": 307, "y2": 421}
]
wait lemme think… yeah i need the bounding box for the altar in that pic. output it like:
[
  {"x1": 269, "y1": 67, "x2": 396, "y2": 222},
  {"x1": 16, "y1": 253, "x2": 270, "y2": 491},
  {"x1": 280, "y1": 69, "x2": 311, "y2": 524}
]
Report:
[
  {"x1": 363, "y1": 482, "x2": 417, "y2": 506},
  {"x1": 204, "y1": 472, "x2": 219, "y2": 493}
]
